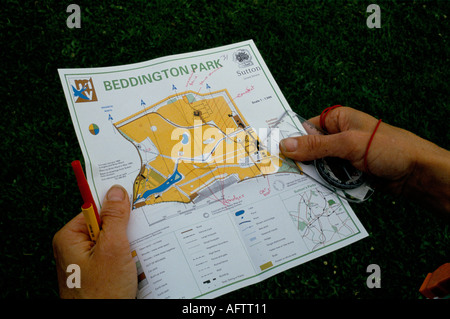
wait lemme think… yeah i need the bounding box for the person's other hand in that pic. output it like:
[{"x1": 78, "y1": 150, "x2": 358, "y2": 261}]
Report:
[
  {"x1": 279, "y1": 107, "x2": 442, "y2": 196},
  {"x1": 53, "y1": 185, "x2": 137, "y2": 298}
]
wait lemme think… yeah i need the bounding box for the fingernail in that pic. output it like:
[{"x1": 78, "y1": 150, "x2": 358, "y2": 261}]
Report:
[
  {"x1": 106, "y1": 185, "x2": 126, "y2": 201},
  {"x1": 280, "y1": 138, "x2": 298, "y2": 152}
]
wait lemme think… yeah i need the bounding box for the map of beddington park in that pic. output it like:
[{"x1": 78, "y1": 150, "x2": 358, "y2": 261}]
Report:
[
  {"x1": 114, "y1": 89, "x2": 281, "y2": 208},
  {"x1": 60, "y1": 41, "x2": 368, "y2": 299}
]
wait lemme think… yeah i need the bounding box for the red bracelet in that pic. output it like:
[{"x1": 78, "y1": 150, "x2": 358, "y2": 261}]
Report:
[
  {"x1": 319, "y1": 105, "x2": 342, "y2": 132},
  {"x1": 364, "y1": 119, "x2": 382, "y2": 174}
]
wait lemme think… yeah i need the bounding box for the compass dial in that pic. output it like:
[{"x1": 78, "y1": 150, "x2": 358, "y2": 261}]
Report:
[{"x1": 315, "y1": 157, "x2": 365, "y2": 189}]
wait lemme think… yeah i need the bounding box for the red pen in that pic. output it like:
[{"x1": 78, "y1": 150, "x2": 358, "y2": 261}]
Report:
[{"x1": 71, "y1": 160, "x2": 102, "y2": 227}]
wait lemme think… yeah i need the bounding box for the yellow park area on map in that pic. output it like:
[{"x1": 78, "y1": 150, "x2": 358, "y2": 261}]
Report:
[{"x1": 114, "y1": 89, "x2": 282, "y2": 207}]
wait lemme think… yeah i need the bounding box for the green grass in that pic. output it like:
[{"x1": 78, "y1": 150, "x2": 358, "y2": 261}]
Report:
[{"x1": 1, "y1": 0, "x2": 449, "y2": 299}]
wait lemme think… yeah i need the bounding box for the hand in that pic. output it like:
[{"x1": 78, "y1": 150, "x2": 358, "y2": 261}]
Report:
[
  {"x1": 279, "y1": 107, "x2": 450, "y2": 217},
  {"x1": 53, "y1": 185, "x2": 137, "y2": 298},
  {"x1": 280, "y1": 107, "x2": 419, "y2": 193}
]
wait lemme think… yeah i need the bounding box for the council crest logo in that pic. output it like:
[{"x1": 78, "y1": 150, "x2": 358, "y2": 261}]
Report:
[
  {"x1": 233, "y1": 49, "x2": 253, "y2": 68},
  {"x1": 70, "y1": 77, "x2": 98, "y2": 103}
]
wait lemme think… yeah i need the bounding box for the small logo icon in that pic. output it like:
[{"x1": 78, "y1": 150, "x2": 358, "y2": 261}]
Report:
[
  {"x1": 71, "y1": 77, "x2": 98, "y2": 103},
  {"x1": 89, "y1": 123, "x2": 100, "y2": 135},
  {"x1": 233, "y1": 49, "x2": 253, "y2": 68}
]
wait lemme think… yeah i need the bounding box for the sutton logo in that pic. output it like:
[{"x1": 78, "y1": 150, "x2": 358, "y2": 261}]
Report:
[
  {"x1": 233, "y1": 48, "x2": 253, "y2": 68},
  {"x1": 71, "y1": 77, "x2": 98, "y2": 103}
]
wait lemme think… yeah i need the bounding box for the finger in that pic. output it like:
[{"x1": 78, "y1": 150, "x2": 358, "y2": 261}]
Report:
[
  {"x1": 316, "y1": 106, "x2": 348, "y2": 134},
  {"x1": 307, "y1": 115, "x2": 321, "y2": 131},
  {"x1": 279, "y1": 132, "x2": 360, "y2": 162},
  {"x1": 53, "y1": 212, "x2": 92, "y2": 247},
  {"x1": 68, "y1": 212, "x2": 91, "y2": 233},
  {"x1": 301, "y1": 116, "x2": 324, "y2": 135},
  {"x1": 305, "y1": 110, "x2": 345, "y2": 134},
  {"x1": 52, "y1": 212, "x2": 93, "y2": 262},
  {"x1": 97, "y1": 185, "x2": 131, "y2": 250}
]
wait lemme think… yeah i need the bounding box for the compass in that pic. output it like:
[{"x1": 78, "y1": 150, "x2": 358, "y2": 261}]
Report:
[{"x1": 315, "y1": 157, "x2": 365, "y2": 189}]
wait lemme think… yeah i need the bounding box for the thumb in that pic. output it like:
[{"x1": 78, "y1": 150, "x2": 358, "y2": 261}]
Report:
[
  {"x1": 98, "y1": 185, "x2": 131, "y2": 247},
  {"x1": 279, "y1": 132, "x2": 359, "y2": 162}
]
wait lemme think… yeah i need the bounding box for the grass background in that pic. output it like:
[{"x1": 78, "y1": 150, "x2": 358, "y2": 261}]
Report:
[{"x1": 1, "y1": 0, "x2": 449, "y2": 299}]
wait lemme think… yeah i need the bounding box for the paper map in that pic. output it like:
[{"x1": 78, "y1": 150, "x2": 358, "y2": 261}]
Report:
[{"x1": 59, "y1": 40, "x2": 367, "y2": 299}]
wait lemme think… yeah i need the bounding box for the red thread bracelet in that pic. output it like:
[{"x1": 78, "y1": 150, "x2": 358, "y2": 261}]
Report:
[
  {"x1": 319, "y1": 105, "x2": 342, "y2": 132},
  {"x1": 364, "y1": 119, "x2": 382, "y2": 174}
]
